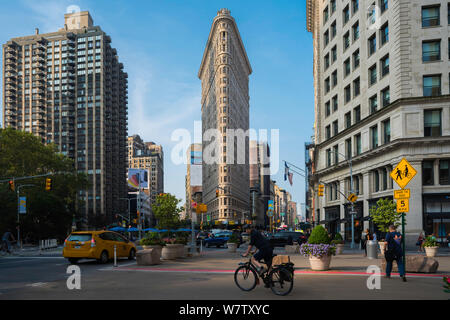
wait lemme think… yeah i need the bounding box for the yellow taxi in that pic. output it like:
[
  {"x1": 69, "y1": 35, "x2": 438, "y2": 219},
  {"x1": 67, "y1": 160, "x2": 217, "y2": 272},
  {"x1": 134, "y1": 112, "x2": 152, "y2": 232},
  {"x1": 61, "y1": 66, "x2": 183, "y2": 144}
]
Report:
[{"x1": 63, "y1": 230, "x2": 137, "y2": 264}]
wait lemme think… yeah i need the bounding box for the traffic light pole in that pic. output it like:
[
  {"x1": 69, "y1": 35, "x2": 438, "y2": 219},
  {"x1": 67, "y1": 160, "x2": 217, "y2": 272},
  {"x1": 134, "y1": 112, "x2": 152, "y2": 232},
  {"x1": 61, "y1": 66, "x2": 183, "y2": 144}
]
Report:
[{"x1": 16, "y1": 183, "x2": 35, "y2": 249}]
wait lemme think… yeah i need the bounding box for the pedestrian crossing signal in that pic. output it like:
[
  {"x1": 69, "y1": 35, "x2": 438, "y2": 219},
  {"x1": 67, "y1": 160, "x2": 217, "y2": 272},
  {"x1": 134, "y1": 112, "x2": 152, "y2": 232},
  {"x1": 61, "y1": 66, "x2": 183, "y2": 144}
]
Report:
[
  {"x1": 216, "y1": 189, "x2": 219, "y2": 197},
  {"x1": 318, "y1": 184, "x2": 324, "y2": 197},
  {"x1": 45, "y1": 178, "x2": 52, "y2": 191},
  {"x1": 8, "y1": 180, "x2": 15, "y2": 191}
]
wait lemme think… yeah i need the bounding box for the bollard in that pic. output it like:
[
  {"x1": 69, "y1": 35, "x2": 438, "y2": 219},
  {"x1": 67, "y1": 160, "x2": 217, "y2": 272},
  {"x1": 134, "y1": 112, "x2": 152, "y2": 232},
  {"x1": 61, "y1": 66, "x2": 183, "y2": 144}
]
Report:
[
  {"x1": 114, "y1": 245, "x2": 117, "y2": 267},
  {"x1": 367, "y1": 240, "x2": 378, "y2": 259}
]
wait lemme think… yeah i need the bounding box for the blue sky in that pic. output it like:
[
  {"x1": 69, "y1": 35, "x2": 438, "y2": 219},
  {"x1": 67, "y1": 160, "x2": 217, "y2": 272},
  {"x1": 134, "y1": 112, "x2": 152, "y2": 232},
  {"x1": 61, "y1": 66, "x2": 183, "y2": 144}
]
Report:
[{"x1": 0, "y1": 0, "x2": 314, "y2": 216}]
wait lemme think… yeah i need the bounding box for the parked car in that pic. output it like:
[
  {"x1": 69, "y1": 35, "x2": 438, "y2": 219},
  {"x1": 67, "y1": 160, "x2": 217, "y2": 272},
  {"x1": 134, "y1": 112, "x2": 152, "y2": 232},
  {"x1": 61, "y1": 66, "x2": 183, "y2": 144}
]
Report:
[
  {"x1": 269, "y1": 231, "x2": 308, "y2": 247},
  {"x1": 63, "y1": 231, "x2": 137, "y2": 264},
  {"x1": 203, "y1": 231, "x2": 237, "y2": 248},
  {"x1": 196, "y1": 231, "x2": 210, "y2": 245}
]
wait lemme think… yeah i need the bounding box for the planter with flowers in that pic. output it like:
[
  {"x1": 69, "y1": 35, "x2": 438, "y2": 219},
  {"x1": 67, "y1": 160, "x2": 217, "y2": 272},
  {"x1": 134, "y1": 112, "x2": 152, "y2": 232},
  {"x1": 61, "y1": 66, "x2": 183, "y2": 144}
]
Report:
[
  {"x1": 331, "y1": 233, "x2": 345, "y2": 255},
  {"x1": 140, "y1": 232, "x2": 166, "y2": 258},
  {"x1": 161, "y1": 237, "x2": 179, "y2": 260},
  {"x1": 423, "y1": 236, "x2": 439, "y2": 257},
  {"x1": 226, "y1": 233, "x2": 240, "y2": 252},
  {"x1": 175, "y1": 235, "x2": 189, "y2": 258},
  {"x1": 300, "y1": 225, "x2": 336, "y2": 271}
]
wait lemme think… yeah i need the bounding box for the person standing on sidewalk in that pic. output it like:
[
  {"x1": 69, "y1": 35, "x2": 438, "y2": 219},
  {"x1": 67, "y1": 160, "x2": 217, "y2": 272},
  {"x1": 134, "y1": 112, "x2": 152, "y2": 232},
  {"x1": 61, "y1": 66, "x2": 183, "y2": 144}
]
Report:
[
  {"x1": 416, "y1": 232, "x2": 425, "y2": 252},
  {"x1": 384, "y1": 225, "x2": 406, "y2": 282},
  {"x1": 363, "y1": 229, "x2": 372, "y2": 257}
]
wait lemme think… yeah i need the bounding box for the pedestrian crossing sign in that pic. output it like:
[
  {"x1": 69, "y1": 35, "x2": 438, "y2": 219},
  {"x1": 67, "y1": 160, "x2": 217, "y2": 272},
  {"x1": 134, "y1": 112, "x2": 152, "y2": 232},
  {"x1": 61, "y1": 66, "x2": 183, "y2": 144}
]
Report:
[{"x1": 390, "y1": 158, "x2": 417, "y2": 189}]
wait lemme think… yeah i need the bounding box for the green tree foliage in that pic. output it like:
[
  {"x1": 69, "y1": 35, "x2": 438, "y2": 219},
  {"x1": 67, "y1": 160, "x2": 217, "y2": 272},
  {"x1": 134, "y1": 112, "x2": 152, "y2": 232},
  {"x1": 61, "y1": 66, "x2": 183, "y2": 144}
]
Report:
[
  {"x1": 369, "y1": 198, "x2": 403, "y2": 233},
  {"x1": 308, "y1": 225, "x2": 331, "y2": 244},
  {"x1": 153, "y1": 193, "x2": 182, "y2": 230},
  {"x1": 0, "y1": 128, "x2": 89, "y2": 242}
]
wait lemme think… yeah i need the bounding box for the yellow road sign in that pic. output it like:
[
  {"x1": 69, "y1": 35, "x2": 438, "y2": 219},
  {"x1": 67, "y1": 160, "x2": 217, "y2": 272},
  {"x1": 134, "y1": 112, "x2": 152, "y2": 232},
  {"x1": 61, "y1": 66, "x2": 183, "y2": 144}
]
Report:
[
  {"x1": 390, "y1": 158, "x2": 417, "y2": 189},
  {"x1": 396, "y1": 199, "x2": 409, "y2": 213},
  {"x1": 348, "y1": 193, "x2": 358, "y2": 203},
  {"x1": 394, "y1": 189, "x2": 410, "y2": 199}
]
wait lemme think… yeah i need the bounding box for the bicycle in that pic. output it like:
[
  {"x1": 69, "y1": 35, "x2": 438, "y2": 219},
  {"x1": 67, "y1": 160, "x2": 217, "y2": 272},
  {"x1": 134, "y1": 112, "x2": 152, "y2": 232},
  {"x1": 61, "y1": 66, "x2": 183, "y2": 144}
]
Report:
[
  {"x1": 0, "y1": 240, "x2": 18, "y2": 256},
  {"x1": 234, "y1": 252, "x2": 294, "y2": 296}
]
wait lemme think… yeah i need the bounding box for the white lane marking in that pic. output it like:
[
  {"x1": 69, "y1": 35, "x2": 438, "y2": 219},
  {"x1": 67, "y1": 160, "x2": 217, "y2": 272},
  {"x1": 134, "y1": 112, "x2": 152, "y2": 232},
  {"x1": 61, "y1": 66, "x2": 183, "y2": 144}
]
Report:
[
  {"x1": 1, "y1": 256, "x2": 65, "y2": 259},
  {"x1": 26, "y1": 282, "x2": 47, "y2": 287}
]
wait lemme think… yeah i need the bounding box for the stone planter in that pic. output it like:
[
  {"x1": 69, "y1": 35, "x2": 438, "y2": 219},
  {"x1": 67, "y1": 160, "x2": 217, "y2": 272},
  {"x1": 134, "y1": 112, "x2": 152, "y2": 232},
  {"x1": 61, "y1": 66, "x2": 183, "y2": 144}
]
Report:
[
  {"x1": 161, "y1": 244, "x2": 179, "y2": 260},
  {"x1": 308, "y1": 255, "x2": 332, "y2": 271},
  {"x1": 143, "y1": 245, "x2": 163, "y2": 259},
  {"x1": 227, "y1": 242, "x2": 238, "y2": 252},
  {"x1": 136, "y1": 249, "x2": 161, "y2": 265},
  {"x1": 424, "y1": 246, "x2": 439, "y2": 257},
  {"x1": 335, "y1": 244, "x2": 344, "y2": 255},
  {"x1": 173, "y1": 244, "x2": 185, "y2": 258}
]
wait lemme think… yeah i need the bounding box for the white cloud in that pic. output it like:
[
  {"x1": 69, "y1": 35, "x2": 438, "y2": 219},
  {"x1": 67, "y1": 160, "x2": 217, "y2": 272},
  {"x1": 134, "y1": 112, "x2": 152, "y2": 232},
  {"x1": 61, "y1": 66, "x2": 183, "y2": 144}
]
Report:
[{"x1": 21, "y1": 0, "x2": 73, "y2": 33}]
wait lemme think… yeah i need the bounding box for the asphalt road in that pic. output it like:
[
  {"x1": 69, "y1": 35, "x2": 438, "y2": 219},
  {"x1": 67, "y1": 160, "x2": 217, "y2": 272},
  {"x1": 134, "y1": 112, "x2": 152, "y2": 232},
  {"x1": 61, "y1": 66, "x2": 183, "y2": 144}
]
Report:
[{"x1": 0, "y1": 248, "x2": 448, "y2": 300}]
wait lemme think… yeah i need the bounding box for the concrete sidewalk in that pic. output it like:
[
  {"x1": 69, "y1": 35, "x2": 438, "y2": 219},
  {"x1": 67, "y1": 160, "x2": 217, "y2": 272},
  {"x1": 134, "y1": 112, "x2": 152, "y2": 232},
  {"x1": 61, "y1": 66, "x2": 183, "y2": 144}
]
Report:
[{"x1": 120, "y1": 246, "x2": 450, "y2": 276}]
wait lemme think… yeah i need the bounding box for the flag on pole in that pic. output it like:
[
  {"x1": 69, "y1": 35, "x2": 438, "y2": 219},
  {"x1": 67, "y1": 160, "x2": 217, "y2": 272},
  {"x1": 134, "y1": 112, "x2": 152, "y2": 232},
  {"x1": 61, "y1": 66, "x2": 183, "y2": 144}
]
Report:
[
  {"x1": 288, "y1": 172, "x2": 293, "y2": 186},
  {"x1": 284, "y1": 162, "x2": 289, "y2": 181}
]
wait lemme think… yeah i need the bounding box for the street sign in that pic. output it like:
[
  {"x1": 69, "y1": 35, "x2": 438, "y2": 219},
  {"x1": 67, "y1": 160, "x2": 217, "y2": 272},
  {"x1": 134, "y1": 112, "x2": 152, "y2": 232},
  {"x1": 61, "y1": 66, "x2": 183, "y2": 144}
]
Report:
[
  {"x1": 347, "y1": 193, "x2": 358, "y2": 203},
  {"x1": 267, "y1": 210, "x2": 273, "y2": 217},
  {"x1": 396, "y1": 199, "x2": 409, "y2": 213},
  {"x1": 394, "y1": 189, "x2": 410, "y2": 199},
  {"x1": 19, "y1": 197, "x2": 26, "y2": 214},
  {"x1": 390, "y1": 158, "x2": 417, "y2": 189}
]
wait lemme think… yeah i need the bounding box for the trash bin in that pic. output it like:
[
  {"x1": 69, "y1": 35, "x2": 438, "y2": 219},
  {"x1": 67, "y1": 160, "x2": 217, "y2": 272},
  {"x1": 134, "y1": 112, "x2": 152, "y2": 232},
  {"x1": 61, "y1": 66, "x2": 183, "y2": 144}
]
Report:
[{"x1": 366, "y1": 240, "x2": 378, "y2": 259}]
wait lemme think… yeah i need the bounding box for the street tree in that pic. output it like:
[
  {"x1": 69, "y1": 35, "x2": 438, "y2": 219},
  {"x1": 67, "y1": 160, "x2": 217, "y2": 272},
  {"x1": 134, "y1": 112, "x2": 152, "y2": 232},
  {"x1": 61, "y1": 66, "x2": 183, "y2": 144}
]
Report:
[
  {"x1": 153, "y1": 193, "x2": 183, "y2": 230},
  {"x1": 0, "y1": 128, "x2": 89, "y2": 242},
  {"x1": 369, "y1": 198, "x2": 403, "y2": 234}
]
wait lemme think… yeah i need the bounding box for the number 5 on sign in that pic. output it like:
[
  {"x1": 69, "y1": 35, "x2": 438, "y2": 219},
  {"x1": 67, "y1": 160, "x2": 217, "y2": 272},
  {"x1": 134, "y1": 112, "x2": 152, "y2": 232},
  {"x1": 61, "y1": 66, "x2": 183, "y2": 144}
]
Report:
[{"x1": 397, "y1": 199, "x2": 409, "y2": 213}]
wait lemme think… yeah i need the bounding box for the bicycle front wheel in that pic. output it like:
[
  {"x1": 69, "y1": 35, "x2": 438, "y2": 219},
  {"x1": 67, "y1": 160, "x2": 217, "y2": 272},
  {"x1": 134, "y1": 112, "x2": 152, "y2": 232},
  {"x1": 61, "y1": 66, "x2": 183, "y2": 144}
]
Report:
[
  {"x1": 269, "y1": 267, "x2": 294, "y2": 296},
  {"x1": 234, "y1": 265, "x2": 258, "y2": 292}
]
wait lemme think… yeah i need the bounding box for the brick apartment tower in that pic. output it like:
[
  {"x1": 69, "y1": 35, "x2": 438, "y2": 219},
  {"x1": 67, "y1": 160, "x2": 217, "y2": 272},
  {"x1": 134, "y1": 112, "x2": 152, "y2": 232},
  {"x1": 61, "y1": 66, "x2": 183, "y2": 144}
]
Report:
[{"x1": 2, "y1": 11, "x2": 128, "y2": 227}]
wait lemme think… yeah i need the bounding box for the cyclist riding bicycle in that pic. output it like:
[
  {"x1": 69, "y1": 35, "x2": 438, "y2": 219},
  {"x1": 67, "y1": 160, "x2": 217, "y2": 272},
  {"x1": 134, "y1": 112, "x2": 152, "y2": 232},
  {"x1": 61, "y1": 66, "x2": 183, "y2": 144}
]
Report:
[{"x1": 242, "y1": 225, "x2": 273, "y2": 275}]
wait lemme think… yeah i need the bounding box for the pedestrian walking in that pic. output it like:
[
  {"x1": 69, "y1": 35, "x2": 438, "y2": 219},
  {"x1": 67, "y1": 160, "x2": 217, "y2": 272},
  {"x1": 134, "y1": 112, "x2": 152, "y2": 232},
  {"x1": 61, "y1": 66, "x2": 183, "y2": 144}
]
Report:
[
  {"x1": 363, "y1": 228, "x2": 372, "y2": 257},
  {"x1": 2, "y1": 230, "x2": 16, "y2": 254},
  {"x1": 416, "y1": 232, "x2": 425, "y2": 252},
  {"x1": 383, "y1": 225, "x2": 406, "y2": 282}
]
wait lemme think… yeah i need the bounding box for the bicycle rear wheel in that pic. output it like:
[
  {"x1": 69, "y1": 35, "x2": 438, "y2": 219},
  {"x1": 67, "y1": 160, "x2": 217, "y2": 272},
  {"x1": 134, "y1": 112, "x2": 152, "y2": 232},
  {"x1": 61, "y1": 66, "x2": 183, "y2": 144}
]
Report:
[
  {"x1": 269, "y1": 267, "x2": 294, "y2": 296},
  {"x1": 234, "y1": 265, "x2": 258, "y2": 292}
]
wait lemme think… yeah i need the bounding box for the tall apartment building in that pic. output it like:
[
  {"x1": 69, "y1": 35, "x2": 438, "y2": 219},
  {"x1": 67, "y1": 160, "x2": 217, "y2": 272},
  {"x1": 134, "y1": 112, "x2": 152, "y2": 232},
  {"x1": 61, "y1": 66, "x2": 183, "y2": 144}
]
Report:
[
  {"x1": 127, "y1": 135, "x2": 164, "y2": 205},
  {"x1": 185, "y1": 143, "x2": 203, "y2": 223},
  {"x1": 307, "y1": 0, "x2": 450, "y2": 247},
  {"x1": 199, "y1": 9, "x2": 252, "y2": 226},
  {"x1": 2, "y1": 11, "x2": 128, "y2": 225}
]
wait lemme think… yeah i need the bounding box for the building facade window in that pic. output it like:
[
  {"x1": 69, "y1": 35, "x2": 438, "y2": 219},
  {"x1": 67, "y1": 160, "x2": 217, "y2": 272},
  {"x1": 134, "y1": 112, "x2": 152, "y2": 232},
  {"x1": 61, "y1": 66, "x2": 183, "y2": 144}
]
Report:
[
  {"x1": 344, "y1": 58, "x2": 351, "y2": 76},
  {"x1": 422, "y1": 5, "x2": 440, "y2": 27},
  {"x1": 332, "y1": 120, "x2": 338, "y2": 136},
  {"x1": 353, "y1": 21, "x2": 360, "y2": 42},
  {"x1": 380, "y1": 23, "x2": 389, "y2": 45},
  {"x1": 368, "y1": 34, "x2": 376, "y2": 56},
  {"x1": 332, "y1": 95, "x2": 338, "y2": 112},
  {"x1": 353, "y1": 49, "x2": 360, "y2": 69},
  {"x1": 345, "y1": 112, "x2": 351, "y2": 129},
  {"x1": 383, "y1": 119, "x2": 391, "y2": 143},
  {"x1": 353, "y1": 77, "x2": 360, "y2": 97},
  {"x1": 352, "y1": 0, "x2": 359, "y2": 14},
  {"x1": 381, "y1": 55, "x2": 389, "y2": 77},
  {"x1": 381, "y1": 0, "x2": 388, "y2": 13},
  {"x1": 369, "y1": 94, "x2": 378, "y2": 114},
  {"x1": 355, "y1": 134, "x2": 362, "y2": 155},
  {"x1": 344, "y1": 85, "x2": 351, "y2": 103},
  {"x1": 369, "y1": 64, "x2": 377, "y2": 86},
  {"x1": 423, "y1": 40, "x2": 441, "y2": 62},
  {"x1": 343, "y1": 32, "x2": 350, "y2": 51},
  {"x1": 423, "y1": 160, "x2": 434, "y2": 185},
  {"x1": 371, "y1": 125, "x2": 378, "y2": 149},
  {"x1": 381, "y1": 87, "x2": 390, "y2": 107},
  {"x1": 343, "y1": 5, "x2": 350, "y2": 24},
  {"x1": 423, "y1": 75, "x2": 441, "y2": 96},
  {"x1": 439, "y1": 160, "x2": 450, "y2": 185},
  {"x1": 353, "y1": 105, "x2": 361, "y2": 123},
  {"x1": 424, "y1": 109, "x2": 442, "y2": 137}
]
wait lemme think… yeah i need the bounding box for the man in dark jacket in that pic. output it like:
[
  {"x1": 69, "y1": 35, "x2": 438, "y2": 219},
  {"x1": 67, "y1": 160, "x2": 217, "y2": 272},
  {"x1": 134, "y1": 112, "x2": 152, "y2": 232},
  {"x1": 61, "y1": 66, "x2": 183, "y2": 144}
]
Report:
[
  {"x1": 242, "y1": 225, "x2": 273, "y2": 275},
  {"x1": 384, "y1": 225, "x2": 406, "y2": 282}
]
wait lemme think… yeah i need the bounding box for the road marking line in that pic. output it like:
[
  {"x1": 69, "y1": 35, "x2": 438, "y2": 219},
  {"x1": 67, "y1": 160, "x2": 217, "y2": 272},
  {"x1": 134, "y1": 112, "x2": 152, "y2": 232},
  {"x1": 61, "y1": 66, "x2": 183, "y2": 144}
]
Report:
[
  {"x1": 99, "y1": 267, "x2": 448, "y2": 279},
  {"x1": 26, "y1": 282, "x2": 47, "y2": 287}
]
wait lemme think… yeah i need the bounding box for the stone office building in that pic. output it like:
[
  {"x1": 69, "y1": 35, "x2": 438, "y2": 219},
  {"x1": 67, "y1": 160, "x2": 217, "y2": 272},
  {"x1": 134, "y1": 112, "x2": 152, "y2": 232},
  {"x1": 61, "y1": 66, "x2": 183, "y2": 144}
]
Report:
[
  {"x1": 199, "y1": 9, "x2": 252, "y2": 226},
  {"x1": 307, "y1": 0, "x2": 450, "y2": 247}
]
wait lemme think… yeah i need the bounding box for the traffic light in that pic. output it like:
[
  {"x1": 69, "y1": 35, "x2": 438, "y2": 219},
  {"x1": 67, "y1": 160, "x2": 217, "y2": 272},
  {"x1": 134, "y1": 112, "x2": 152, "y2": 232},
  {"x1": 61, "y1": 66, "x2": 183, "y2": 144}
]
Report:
[
  {"x1": 318, "y1": 184, "x2": 324, "y2": 197},
  {"x1": 216, "y1": 189, "x2": 219, "y2": 197},
  {"x1": 8, "y1": 180, "x2": 15, "y2": 192},
  {"x1": 45, "y1": 178, "x2": 52, "y2": 191}
]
